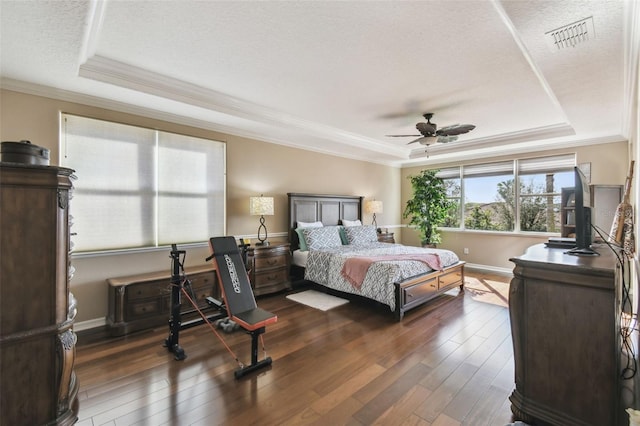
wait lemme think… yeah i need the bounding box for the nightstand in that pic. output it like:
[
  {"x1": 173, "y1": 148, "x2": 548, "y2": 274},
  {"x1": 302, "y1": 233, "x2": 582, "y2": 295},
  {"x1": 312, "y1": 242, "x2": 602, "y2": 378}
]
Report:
[
  {"x1": 378, "y1": 232, "x2": 395, "y2": 243},
  {"x1": 246, "y1": 242, "x2": 291, "y2": 296}
]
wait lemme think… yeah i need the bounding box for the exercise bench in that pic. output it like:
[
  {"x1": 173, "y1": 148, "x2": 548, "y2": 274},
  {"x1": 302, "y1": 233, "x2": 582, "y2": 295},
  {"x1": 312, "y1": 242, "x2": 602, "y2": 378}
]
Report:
[
  {"x1": 207, "y1": 236, "x2": 278, "y2": 378},
  {"x1": 164, "y1": 237, "x2": 277, "y2": 379}
]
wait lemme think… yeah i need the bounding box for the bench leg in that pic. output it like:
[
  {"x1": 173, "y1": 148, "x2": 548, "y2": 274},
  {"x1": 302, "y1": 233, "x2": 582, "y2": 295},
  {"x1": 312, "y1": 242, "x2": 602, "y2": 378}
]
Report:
[{"x1": 233, "y1": 327, "x2": 272, "y2": 379}]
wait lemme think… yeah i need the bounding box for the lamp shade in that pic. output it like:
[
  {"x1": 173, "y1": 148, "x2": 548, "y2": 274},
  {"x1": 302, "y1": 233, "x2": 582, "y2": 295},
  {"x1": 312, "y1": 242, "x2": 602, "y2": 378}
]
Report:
[
  {"x1": 250, "y1": 196, "x2": 274, "y2": 216},
  {"x1": 365, "y1": 200, "x2": 383, "y2": 214}
]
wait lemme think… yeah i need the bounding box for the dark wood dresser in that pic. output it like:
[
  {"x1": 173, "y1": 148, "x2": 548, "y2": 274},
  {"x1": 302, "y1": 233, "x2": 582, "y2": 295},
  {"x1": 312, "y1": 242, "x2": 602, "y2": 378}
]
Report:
[
  {"x1": 246, "y1": 243, "x2": 291, "y2": 296},
  {"x1": 509, "y1": 244, "x2": 626, "y2": 426},
  {"x1": 107, "y1": 265, "x2": 218, "y2": 336},
  {"x1": 0, "y1": 163, "x2": 78, "y2": 425}
]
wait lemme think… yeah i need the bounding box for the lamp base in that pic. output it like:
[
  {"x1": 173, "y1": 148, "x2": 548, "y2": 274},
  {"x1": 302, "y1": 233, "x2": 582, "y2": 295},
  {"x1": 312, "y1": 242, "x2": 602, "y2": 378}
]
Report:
[{"x1": 255, "y1": 241, "x2": 270, "y2": 246}]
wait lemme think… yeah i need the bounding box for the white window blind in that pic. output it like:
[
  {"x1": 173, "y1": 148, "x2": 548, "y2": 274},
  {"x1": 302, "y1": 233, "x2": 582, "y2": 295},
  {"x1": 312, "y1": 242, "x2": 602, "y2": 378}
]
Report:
[
  {"x1": 463, "y1": 161, "x2": 514, "y2": 177},
  {"x1": 518, "y1": 154, "x2": 575, "y2": 175},
  {"x1": 435, "y1": 167, "x2": 461, "y2": 179},
  {"x1": 61, "y1": 113, "x2": 226, "y2": 252}
]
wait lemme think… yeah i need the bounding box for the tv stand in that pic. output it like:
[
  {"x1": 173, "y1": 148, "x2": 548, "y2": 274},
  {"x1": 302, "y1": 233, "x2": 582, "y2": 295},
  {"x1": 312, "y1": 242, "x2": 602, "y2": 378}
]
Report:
[{"x1": 509, "y1": 244, "x2": 624, "y2": 425}]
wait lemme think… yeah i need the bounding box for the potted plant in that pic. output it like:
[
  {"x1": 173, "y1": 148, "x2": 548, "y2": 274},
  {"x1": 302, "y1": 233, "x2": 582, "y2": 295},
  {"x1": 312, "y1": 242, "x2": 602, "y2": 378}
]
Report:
[{"x1": 403, "y1": 169, "x2": 454, "y2": 247}]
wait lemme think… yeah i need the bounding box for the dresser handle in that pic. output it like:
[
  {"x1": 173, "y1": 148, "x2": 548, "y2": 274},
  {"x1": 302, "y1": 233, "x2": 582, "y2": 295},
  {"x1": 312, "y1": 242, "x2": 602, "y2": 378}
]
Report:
[{"x1": 267, "y1": 259, "x2": 278, "y2": 265}]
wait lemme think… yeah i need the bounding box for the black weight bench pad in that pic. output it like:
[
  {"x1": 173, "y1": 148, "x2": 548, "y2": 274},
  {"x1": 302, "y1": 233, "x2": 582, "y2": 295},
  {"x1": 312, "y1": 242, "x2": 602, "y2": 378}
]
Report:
[{"x1": 208, "y1": 236, "x2": 277, "y2": 331}]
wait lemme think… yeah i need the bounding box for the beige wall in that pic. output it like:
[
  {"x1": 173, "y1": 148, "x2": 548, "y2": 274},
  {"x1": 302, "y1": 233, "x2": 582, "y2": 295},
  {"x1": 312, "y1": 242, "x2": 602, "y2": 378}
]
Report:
[
  {"x1": 1, "y1": 88, "x2": 632, "y2": 324},
  {"x1": 401, "y1": 142, "x2": 630, "y2": 270},
  {"x1": 1, "y1": 89, "x2": 402, "y2": 323}
]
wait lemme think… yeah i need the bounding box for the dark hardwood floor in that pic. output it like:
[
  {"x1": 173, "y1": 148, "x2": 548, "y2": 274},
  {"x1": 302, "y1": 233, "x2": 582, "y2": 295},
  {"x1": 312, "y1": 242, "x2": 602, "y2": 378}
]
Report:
[{"x1": 75, "y1": 270, "x2": 515, "y2": 426}]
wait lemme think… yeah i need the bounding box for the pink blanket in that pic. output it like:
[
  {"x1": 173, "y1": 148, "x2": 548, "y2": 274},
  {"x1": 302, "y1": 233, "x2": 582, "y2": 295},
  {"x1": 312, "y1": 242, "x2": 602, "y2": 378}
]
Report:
[{"x1": 340, "y1": 253, "x2": 442, "y2": 289}]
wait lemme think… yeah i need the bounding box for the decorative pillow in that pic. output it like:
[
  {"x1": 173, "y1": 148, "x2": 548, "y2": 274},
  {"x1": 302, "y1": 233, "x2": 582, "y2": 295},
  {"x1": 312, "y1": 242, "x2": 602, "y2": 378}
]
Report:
[
  {"x1": 338, "y1": 226, "x2": 349, "y2": 245},
  {"x1": 302, "y1": 226, "x2": 343, "y2": 250},
  {"x1": 344, "y1": 225, "x2": 378, "y2": 245},
  {"x1": 295, "y1": 221, "x2": 323, "y2": 251},
  {"x1": 342, "y1": 219, "x2": 362, "y2": 227},
  {"x1": 298, "y1": 221, "x2": 323, "y2": 228}
]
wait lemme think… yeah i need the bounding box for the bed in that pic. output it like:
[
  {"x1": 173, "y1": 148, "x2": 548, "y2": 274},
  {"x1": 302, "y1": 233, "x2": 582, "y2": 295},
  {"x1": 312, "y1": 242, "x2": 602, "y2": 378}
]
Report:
[{"x1": 288, "y1": 193, "x2": 465, "y2": 321}]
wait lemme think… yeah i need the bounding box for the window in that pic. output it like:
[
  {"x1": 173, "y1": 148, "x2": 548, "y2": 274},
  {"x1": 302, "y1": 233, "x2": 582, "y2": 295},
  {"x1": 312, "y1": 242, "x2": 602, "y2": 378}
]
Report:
[
  {"x1": 61, "y1": 114, "x2": 226, "y2": 252},
  {"x1": 518, "y1": 156, "x2": 574, "y2": 233},
  {"x1": 463, "y1": 161, "x2": 515, "y2": 231},
  {"x1": 436, "y1": 154, "x2": 575, "y2": 233},
  {"x1": 437, "y1": 167, "x2": 461, "y2": 228}
]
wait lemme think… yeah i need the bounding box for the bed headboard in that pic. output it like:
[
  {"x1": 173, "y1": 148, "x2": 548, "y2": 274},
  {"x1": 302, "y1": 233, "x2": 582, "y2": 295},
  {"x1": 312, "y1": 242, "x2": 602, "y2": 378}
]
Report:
[{"x1": 287, "y1": 193, "x2": 363, "y2": 251}]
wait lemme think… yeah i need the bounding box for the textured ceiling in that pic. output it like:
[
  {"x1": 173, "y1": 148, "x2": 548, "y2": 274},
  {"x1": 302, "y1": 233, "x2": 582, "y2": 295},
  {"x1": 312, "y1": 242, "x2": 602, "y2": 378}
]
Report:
[{"x1": 1, "y1": 0, "x2": 636, "y2": 167}]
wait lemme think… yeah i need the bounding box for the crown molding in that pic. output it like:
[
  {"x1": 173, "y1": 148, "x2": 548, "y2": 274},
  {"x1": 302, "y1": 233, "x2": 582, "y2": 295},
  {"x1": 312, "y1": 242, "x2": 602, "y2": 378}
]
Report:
[
  {"x1": 404, "y1": 133, "x2": 626, "y2": 167},
  {"x1": 78, "y1": 55, "x2": 407, "y2": 158},
  {"x1": 1, "y1": 77, "x2": 403, "y2": 167}
]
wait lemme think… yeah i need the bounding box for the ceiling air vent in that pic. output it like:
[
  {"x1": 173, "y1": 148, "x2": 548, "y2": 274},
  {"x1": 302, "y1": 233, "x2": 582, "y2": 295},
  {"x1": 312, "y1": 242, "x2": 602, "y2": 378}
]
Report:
[{"x1": 545, "y1": 16, "x2": 595, "y2": 51}]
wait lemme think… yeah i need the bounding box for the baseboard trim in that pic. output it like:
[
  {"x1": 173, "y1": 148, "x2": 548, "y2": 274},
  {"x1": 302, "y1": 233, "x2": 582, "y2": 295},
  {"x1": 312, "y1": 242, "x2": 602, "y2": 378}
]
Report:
[
  {"x1": 464, "y1": 263, "x2": 513, "y2": 276},
  {"x1": 74, "y1": 317, "x2": 106, "y2": 332}
]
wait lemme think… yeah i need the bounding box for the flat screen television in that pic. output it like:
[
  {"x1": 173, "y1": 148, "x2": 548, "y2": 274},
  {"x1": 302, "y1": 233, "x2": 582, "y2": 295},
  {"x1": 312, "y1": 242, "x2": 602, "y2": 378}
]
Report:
[{"x1": 566, "y1": 166, "x2": 599, "y2": 256}]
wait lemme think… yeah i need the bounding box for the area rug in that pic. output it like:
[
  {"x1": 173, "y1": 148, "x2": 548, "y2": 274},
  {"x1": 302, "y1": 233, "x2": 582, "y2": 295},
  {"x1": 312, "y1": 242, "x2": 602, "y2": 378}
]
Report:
[{"x1": 286, "y1": 290, "x2": 349, "y2": 311}]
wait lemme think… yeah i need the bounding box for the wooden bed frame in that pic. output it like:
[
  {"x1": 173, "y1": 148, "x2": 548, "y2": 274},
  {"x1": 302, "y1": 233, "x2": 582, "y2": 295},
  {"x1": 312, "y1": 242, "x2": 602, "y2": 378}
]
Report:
[{"x1": 287, "y1": 193, "x2": 465, "y2": 321}]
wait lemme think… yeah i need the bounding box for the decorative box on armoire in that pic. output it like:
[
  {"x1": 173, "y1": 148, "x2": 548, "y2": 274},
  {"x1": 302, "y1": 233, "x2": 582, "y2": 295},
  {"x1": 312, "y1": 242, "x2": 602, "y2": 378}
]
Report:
[{"x1": 0, "y1": 162, "x2": 79, "y2": 425}]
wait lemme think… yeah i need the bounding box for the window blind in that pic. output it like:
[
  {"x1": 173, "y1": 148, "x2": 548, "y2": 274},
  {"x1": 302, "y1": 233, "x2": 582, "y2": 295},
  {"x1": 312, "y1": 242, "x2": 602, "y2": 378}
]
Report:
[
  {"x1": 463, "y1": 161, "x2": 514, "y2": 177},
  {"x1": 61, "y1": 113, "x2": 226, "y2": 252},
  {"x1": 518, "y1": 154, "x2": 576, "y2": 175}
]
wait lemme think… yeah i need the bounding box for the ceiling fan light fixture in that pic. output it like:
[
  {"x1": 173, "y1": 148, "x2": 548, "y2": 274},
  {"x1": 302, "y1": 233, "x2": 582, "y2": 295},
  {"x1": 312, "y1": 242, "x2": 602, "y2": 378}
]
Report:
[{"x1": 417, "y1": 136, "x2": 438, "y2": 146}]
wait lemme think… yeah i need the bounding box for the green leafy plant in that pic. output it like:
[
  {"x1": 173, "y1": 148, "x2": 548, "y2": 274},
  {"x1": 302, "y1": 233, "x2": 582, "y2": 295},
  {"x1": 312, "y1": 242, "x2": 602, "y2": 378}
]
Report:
[{"x1": 403, "y1": 169, "x2": 454, "y2": 245}]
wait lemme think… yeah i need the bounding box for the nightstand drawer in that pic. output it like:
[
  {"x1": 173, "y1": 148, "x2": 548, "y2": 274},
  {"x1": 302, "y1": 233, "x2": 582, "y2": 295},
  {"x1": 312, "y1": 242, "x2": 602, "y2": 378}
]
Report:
[
  {"x1": 378, "y1": 232, "x2": 395, "y2": 243},
  {"x1": 254, "y1": 254, "x2": 288, "y2": 270},
  {"x1": 246, "y1": 242, "x2": 291, "y2": 296},
  {"x1": 253, "y1": 268, "x2": 289, "y2": 287}
]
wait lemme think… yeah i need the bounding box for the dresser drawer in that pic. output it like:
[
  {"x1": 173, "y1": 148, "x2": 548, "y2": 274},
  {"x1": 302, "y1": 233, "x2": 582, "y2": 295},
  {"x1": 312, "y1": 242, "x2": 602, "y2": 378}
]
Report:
[
  {"x1": 189, "y1": 271, "x2": 216, "y2": 289},
  {"x1": 127, "y1": 280, "x2": 168, "y2": 300},
  {"x1": 185, "y1": 282, "x2": 216, "y2": 306},
  {"x1": 127, "y1": 299, "x2": 161, "y2": 318},
  {"x1": 253, "y1": 268, "x2": 289, "y2": 287}
]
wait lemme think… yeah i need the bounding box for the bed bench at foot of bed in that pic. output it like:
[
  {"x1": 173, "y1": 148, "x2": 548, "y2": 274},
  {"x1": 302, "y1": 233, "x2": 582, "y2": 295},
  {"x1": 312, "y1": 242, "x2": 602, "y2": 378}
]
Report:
[{"x1": 394, "y1": 261, "x2": 465, "y2": 321}]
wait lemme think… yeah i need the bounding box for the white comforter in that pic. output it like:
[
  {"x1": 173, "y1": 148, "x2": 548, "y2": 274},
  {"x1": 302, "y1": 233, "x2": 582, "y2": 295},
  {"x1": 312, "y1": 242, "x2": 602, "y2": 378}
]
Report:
[{"x1": 304, "y1": 242, "x2": 460, "y2": 312}]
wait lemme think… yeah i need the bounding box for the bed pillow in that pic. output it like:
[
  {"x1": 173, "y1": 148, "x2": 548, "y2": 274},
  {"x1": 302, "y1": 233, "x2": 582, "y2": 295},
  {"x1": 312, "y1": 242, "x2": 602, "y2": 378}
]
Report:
[
  {"x1": 338, "y1": 226, "x2": 349, "y2": 245},
  {"x1": 298, "y1": 221, "x2": 323, "y2": 228},
  {"x1": 344, "y1": 225, "x2": 379, "y2": 245},
  {"x1": 341, "y1": 219, "x2": 362, "y2": 227},
  {"x1": 302, "y1": 226, "x2": 343, "y2": 250},
  {"x1": 295, "y1": 221, "x2": 323, "y2": 251}
]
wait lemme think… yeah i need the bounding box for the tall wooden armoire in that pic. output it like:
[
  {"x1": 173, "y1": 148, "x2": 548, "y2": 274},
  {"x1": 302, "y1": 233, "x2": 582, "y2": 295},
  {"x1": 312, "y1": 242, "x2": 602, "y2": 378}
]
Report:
[{"x1": 0, "y1": 162, "x2": 78, "y2": 425}]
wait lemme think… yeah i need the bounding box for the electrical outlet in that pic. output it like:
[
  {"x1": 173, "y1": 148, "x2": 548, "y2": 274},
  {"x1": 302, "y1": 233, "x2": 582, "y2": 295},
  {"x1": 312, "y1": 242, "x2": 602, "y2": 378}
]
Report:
[{"x1": 463, "y1": 248, "x2": 469, "y2": 254}]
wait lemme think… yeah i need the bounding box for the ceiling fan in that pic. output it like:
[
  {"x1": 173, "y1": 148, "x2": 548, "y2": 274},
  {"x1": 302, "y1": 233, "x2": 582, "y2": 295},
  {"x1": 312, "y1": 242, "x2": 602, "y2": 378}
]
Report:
[{"x1": 386, "y1": 113, "x2": 475, "y2": 146}]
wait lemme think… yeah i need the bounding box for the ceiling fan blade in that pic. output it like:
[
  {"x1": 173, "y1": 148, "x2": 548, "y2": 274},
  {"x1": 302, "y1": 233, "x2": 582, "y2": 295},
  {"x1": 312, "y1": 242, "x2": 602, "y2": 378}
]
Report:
[
  {"x1": 436, "y1": 124, "x2": 475, "y2": 136},
  {"x1": 386, "y1": 134, "x2": 421, "y2": 137}
]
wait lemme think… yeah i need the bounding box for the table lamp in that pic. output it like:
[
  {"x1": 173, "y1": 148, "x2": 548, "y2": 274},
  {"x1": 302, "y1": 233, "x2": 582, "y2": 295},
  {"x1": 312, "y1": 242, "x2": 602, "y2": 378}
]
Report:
[
  {"x1": 365, "y1": 200, "x2": 383, "y2": 229},
  {"x1": 250, "y1": 195, "x2": 274, "y2": 246}
]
